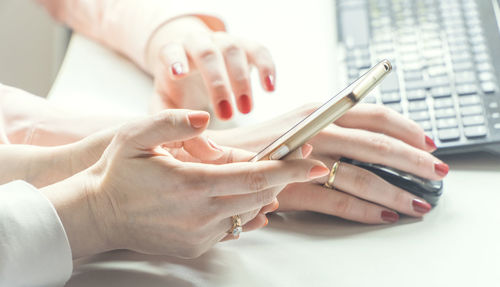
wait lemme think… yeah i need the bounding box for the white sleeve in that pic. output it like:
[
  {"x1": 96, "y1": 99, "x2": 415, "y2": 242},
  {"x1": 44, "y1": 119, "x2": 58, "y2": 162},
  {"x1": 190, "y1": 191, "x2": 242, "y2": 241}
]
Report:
[{"x1": 0, "y1": 180, "x2": 73, "y2": 287}]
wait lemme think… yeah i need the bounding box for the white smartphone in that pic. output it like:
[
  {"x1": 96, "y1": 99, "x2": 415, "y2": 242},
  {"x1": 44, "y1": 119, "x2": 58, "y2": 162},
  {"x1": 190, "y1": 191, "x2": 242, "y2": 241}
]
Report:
[{"x1": 250, "y1": 59, "x2": 392, "y2": 162}]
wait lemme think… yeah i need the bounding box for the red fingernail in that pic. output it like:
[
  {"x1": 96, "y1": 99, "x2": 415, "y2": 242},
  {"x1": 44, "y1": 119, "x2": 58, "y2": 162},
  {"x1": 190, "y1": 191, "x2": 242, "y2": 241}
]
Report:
[
  {"x1": 412, "y1": 199, "x2": 432, "y2": 214},
  {"x1": 381, "y1": 210, "x2": 399, "y2": 223},
  {"x1": 301, "y1": 144, "x2": 313, "y2": 158},
  {"x1": 308, "y1": 165, "x2": 329, "y2": 179},
  {"x1": 434, "y1": 162, "x2": 449, "y2": 177},
  {"x1": 187, "y1": 111, "x2": 210, "y2": 129},
  {"x1": 171, "y1": 62, "x2": 183, "y2": 76},
  {"x1": 207, "y1": 138, "x2": 223, "y2": 152},
  {"x1": 264, "y1": 217, "x2": 269, "y2": 227},
  {"x1": 425, "y1": 135, "x2": 437, "y2": 151},
  {"x1": 237, "y1": 94, "x2": 252, "y2": 114},
  {"x1": 265, "y1": 75, "x2": 275, "y2": 91},
  {"x1": 218, "y1": 100, "x2": 233, "y2": 120}
]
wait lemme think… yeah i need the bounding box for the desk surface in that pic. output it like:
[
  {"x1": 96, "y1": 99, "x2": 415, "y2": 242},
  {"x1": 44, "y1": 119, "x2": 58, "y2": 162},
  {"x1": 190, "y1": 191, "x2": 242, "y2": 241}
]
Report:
[{"x1": 49, "y1": 1, "x2": 500, "y2": 286}]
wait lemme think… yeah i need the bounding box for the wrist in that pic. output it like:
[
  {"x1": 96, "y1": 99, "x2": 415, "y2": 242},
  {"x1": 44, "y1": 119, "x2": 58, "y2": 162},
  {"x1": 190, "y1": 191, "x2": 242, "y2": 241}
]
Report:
[{"x1": 41, "y1": 167, "x2": 115, "y2": 259}]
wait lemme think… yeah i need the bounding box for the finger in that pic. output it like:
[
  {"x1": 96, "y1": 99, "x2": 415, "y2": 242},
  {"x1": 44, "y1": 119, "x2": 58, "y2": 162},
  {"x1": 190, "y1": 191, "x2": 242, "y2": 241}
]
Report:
[
  {"x1": 205, "y1": 158, "x2": 329, "y2": 196},
  {"x1": 116, "y1": 110, "x2": 209, "y2": 152},
  {"x1": 335, "y1": 104, "x2": 436, "y2": 152},
  {"x1": 215, "y1": 187, "x2": 281, "y2": 219},
  {"x1": 279, "y1": 183, "x2": 400, "y2": 224},
  {"x1": 283, "y1": 144, "x2": 313, "y2": 160},
  {"x1": 239, "y1": 38, "x2": 276, "y2": 92},
  {"x1": 160, "y1": 42, "x2": 190, "y2": 79},
  {"x1": 182, "y1": 136, "x2": 225, "y2": 162},
  {"x1": 212, "y1": 33, "x2": 253, "y2": 114},
  {"x1": 312, "y1": 126, "x2": 448, "y2": 180},
  {"x1": 259, "y1": 198, "x2": 279, "y2": 214},
  {"x1": 215, "y1": 208, "x2": 261, "y2": 242},
  {"x1": 184, "y1": 33, "x2": 234, "y2": 120},
  {"x1": 327, "y1": 162, "x2": 432, "y2": 217}
]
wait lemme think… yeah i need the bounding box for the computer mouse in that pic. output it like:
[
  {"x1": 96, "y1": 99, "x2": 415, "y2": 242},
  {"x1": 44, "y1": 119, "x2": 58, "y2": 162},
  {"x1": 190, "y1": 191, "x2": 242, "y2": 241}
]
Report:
[{"x1": 340, "y1": 158, "x2": 443, "y2": 206}]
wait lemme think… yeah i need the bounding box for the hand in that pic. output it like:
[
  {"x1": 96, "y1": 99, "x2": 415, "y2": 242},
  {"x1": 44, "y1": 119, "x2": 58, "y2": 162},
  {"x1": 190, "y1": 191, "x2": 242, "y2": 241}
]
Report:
[
  {"x1": 146, "y1": 16, "x2": 276, "y2": 120},
  {"x1": 208, "y1": 103, "x2": 449, "y2": 224},
  {"x1": 42, "y1": 110, "x2": 328, "y2": 259}
]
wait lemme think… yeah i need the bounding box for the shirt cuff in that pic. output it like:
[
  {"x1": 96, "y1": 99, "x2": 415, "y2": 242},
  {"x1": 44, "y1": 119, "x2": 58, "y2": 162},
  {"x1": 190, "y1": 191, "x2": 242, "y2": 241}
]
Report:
[{"x1": 0, "y1": 180, "x2": 72, "y2": 287}]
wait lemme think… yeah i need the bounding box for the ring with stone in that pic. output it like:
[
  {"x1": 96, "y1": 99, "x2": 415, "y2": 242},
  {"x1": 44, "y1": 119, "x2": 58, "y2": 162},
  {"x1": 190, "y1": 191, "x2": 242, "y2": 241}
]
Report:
[
  {"x1": 229, "y1": 215, "x2": 242, "y2": 237},
  {"x1": 323, "y1": 161, "x2": 340, "y2": 189}
]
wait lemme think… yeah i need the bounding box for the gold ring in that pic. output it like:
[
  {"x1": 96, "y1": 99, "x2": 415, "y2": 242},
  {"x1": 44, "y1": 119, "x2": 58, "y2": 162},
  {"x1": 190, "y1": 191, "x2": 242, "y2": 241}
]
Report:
[
  {"x1": 323, "y1": 161, "x2": 340, "y2": 189},
  {"x1": 228, "y1": 215, "x2": 242, "y2": 237}
]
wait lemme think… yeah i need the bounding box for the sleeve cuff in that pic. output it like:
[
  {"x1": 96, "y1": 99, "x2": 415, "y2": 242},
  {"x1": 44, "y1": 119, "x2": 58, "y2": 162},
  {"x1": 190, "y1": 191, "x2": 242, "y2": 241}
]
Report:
[{"x1": 0, "y1": 180, "x2": 72, "y2": 286}]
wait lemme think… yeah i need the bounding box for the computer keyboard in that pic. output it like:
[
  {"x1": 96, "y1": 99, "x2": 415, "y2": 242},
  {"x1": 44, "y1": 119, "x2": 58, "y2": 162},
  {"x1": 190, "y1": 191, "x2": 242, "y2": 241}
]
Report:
[{"x1": 336, "y1": 0, "x2": 500, "y2": 155}]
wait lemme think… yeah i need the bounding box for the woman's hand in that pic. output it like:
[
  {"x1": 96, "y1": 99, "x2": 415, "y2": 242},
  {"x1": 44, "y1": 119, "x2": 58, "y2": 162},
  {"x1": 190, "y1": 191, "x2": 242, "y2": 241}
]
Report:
[
  {"x1": 41, "y1": 110, "x2": 328, "y2": 259},
  {"x1": 146, "y1": 16, "x2": 276, "y2": 120},
  {"x1": 208, "y1": 103, "x2": 449, "y2": 224}
]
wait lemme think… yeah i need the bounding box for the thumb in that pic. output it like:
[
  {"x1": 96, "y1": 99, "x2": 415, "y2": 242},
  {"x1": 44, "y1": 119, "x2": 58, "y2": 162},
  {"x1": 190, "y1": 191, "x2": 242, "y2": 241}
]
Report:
[{"x1": 117, "y1": 109, "x2": 210, "y2": 152}]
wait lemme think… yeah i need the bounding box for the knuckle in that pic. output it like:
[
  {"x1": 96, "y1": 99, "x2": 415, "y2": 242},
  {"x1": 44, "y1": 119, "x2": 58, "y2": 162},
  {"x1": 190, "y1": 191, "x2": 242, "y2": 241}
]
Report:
[
  {"x1": 245, "y1": 169, "x2": 269, "y2": 192},
  {"x1": 390, "y1": 188, "x2": 407, "y2": 206},
  {"x1": 196, "y1": 47, "x2": 218, "y2": 62},
  {"x1": 372, "y1": 106, "x2": 393, "y2": 123},
  {"x1": 332, "y1": 194, "x2": 354, "y2": 216},
  {"x1": 369, "y1": 135, "x2": 392, "y2": 155},
  {"x1": 222, "y1": 43, "x2": 242, "y2": 56}
]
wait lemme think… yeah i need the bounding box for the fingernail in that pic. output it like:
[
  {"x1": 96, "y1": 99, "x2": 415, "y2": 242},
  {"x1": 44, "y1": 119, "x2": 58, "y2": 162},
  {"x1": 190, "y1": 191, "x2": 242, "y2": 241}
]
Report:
[
  {"x1": 207, "y1": 138, "x2": 223, "y2": 152},
  {"x1": 434, "y1": 162, "x2": 449, "y2": 177},
  {"x1": 265, "y1": 75, "x2": 275, "y2": 91},
  {"x1": 237, "y1": 94, "x2": 252, "y2": 114},
  {"x1": 218, "y1": 100, "x2": 233, "y2": 120},
  {"x1": 425, "y1": 135, "x2": 437, "y2": 151},
  {"x1": 264, "y1": 217, "x2": 269, "y2": 227},
  {"x1": 308, "y1": 165, "x2": 329, "y2": 179},
  {"x1": 381, "y1": 210, "x2": 399, "y2": 223},
  {"x1": 187, "y1": 112, "x2": 210, "y2": 129},
  {"x1": 412, "y1": 199, "x2": 432, "y2": 214},
  {"x1": 301, "y1": 144, "x2": 313, "y2": 158},
  {"x1": 171, "y1": 62, "x2": 183, "y2": 76}
]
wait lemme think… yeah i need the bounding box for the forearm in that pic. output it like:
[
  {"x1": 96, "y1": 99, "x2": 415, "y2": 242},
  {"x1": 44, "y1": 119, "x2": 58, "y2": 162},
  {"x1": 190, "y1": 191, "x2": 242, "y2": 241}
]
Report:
[{"x1": 36, "y1": 0, "x2": 224, "y2": 73}]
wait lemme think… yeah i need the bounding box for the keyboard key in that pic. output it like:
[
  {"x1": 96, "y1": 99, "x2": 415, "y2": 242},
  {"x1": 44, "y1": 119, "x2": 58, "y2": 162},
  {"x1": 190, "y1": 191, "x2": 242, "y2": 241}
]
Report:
[
  {"x1": 477, "y1": 62, "x2": 493, "y2": 72},
  {"x1": 438, "y1": 128, "x2": 461, "y2": 141},
  {"x1": 452, "y1": 61, "x2": 474, "y2": 72},
  {"x1": 404, "y1": 70, "x2": 423, "y2": 81},
  {"x1": 406, "y1": 89, "x2": 426, "y2": 101},
  {"x1": 475, "y1": 52, "x2": 490, "y2": 63},
  {"x1": 385, "y1": 103, "x2": 403, "y2": 113},
  {"x1": 437, "y1": 118, "x2": 458, "y2": 129},
  {"x1": 451, "y1": 51, "x2": 472, "y2": 63},
  {"x1": 433, "y1": 97, "x2": 454, "y2": 109},
  {"x1": 462, "y1": 115, "x2": 485, "y2": 126},
  {"x1": 456, "y1": 84, "x2": 478, "y2": 95},
  {"x1": 340, "y1": 6, "x2": 370, "y2": 48},
  {"x1": 427, "y1": 65, "x2": 447, "y2": 77},
  {"x1": 460, "y1": 105, "x2": 483, "y2": 116},
  {"x1": 459, "y1": 95, "x2": 481, "y2": 106},
  {"x1": 408, "y1": 100, "x2": 429, "y2": 111},
  {"x1": 464, "y1": 125, "x2": 487, "y2": 138},
  {"x1": 434, "y1": 108, "x2": 456, "y2": 118},
  {"x1": 381, "y1": 92, "x2": 401, "y2": 103},
  {"x1": 430, "y1": 86, "x2": 452, "y2": 98},
  {"x1": 454, "y1": 71, "x2": 476, "y2": 84},
  {"x1": 362, "y1": 96, "x2": 376, "y2": 104},
  {"x1": 380, "y1": 71, "x2": 400, "y2": 93},
  {"x1": 416, "y1": 120, "x2": 432, "y2": 131},
  {"x1": 409, "y1": 111, "x2": 430, "y2": 121},
  {"x1": 481, "y1": 82, "x2": 498, "y2": 94},
  {"x1": 478, "y1": 72, "x2": 495, "y2": 83}
]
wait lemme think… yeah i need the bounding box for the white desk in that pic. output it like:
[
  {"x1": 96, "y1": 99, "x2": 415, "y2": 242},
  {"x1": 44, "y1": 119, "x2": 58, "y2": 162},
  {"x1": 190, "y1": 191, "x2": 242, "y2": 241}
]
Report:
[{"x1": 49, "y1": 1, "x2": 500, "y2": 286}]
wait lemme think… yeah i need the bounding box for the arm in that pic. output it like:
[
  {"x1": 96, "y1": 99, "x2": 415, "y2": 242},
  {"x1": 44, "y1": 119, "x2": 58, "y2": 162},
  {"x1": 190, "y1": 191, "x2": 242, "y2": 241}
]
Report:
[{"x1": 35, "y1": 0, "x2": 224, "y2": 73}]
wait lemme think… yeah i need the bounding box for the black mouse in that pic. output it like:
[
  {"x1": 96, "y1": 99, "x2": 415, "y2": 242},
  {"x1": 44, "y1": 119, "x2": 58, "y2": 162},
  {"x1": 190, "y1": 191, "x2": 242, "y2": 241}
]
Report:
[{"x1": 340, "y1": 158, "x2": 443, "y2": 206}]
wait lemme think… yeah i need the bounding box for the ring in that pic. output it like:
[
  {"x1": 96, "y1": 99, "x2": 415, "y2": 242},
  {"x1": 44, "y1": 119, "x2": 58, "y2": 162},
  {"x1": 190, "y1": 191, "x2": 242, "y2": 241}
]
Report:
[
  {"x1": 228, "y1": 215, "x2": 242, "y2": 237},
  {"x1": 323, "y1": 161, "x2": 340, "y2": 189}
]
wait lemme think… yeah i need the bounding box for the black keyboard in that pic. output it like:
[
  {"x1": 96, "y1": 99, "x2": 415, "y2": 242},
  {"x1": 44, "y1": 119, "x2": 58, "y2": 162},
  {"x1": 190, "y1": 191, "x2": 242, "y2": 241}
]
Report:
[{"x1": 336, "y1": 0, "x2": 500, "y2": 155}]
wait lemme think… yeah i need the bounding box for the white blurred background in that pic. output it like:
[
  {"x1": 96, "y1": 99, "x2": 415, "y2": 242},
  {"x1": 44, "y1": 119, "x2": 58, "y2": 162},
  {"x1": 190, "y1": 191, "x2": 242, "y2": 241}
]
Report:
[{"x1": 0, "y1": 0, "x2": 69, "y2": 97}]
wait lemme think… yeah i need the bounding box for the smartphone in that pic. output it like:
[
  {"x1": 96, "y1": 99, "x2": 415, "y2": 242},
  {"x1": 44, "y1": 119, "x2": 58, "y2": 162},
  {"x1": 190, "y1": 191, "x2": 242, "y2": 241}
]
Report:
[{"x1": 250, "y1": 59, "x2": 393, "y2": 162}]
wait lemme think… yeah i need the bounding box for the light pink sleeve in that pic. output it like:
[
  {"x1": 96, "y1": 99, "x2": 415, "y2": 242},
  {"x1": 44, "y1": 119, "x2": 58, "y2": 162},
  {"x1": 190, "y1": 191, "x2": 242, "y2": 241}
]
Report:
[{"x1": 36, "y1": 0, "x2": 225, "y2": 71}]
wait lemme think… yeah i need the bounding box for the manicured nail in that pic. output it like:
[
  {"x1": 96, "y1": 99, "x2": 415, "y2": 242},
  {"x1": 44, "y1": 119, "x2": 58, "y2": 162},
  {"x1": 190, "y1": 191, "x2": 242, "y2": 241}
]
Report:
[
  {"x1": 301, "y1": 144, "x2": 313, "y2": 158},
  {"x1": 207, "y1": 138, "x2": 223, "y2": 152},
  {"x1": 171, "y1": 62, "x2": 183, "y2": 76},
  {"x1": 237, "y1": 94, "x2": 252, "y2": 114},
  {"x1": 412, "y1": 199, "x2": 432, "y2": 214},
  {"x1": 187, "y1": 112, "x2": 209, "y2": 129},
  {"x1": 265, "y1": 75, "x2": 275, "y2": 91},
  {"x1": 308, "y1": 165, "x2": 330, "y2": 179},
  {"x1": 218, "y1": 100, "x2": 233, "y2": 120},
  {"x1": 381, "y1": 210, "x2": 399, "y2": 223},
  {"x1": 425, "y1": 135, "x2": 437, "y2": 151},
  {"x1": 434, "y1": 162, "x2": 449, "y2": 177},
  {"x1": 264, "y1": 217, "x2": 269, "y2": 227}
]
